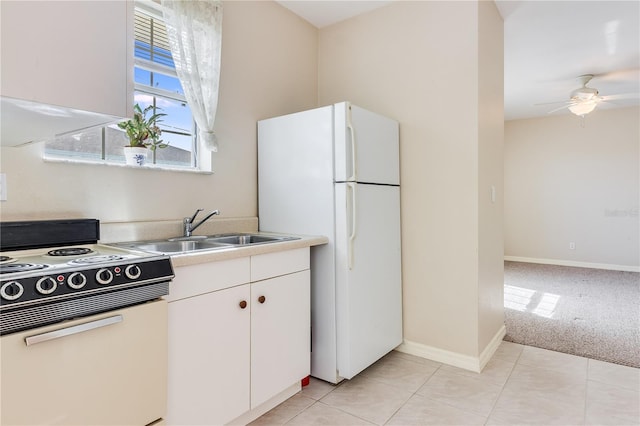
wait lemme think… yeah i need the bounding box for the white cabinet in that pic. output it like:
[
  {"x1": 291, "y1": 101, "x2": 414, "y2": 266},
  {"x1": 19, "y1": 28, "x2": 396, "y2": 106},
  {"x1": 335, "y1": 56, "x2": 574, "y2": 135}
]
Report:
[
  {"x1": 0, "y1": 0, "x2": 133, "y2": 145},
  {"x1": 166, "y1": 257, "x2": 250, "y2": 425},
  {"x1": 1, "y1": 0, "x2": 132, "y2": 116},
  {"x1": 168, "y1": 284, "x2": 251, "y2": 425},
  {"x1": 166, "y1": 248, "x2": 310, "y2": 425},
  {"x1": 251, "y1": 270, "x2": 310, "y2": 409}
]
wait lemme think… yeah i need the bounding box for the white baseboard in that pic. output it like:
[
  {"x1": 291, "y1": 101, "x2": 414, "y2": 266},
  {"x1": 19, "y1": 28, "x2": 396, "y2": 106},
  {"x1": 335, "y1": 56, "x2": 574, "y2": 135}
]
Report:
[
  {"x1": 479, "y1": 324, "x2": 507, "y2": 370},
  {"x1": 396, "y1": 325, "x2": 506, "y2": 373},
  {"x1": 504, "y1": 256, "x2": 640, "y2": 273}
]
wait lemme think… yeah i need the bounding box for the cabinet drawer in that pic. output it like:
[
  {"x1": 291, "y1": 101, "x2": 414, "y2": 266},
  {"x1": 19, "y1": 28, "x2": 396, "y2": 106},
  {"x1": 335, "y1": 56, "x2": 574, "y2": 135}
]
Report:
[
  {"x1": 167, "y1": 257, "x2": 250, "y2": 302},
  {"x1": 251, "y1": 248, "x2": 310, "y2": 282}
]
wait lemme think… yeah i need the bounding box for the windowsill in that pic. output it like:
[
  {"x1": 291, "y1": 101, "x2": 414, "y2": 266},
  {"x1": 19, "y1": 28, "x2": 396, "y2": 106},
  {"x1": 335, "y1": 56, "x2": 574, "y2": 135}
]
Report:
[{"x1": 43, "y1": 156, "x2": 214, "y2": 174}]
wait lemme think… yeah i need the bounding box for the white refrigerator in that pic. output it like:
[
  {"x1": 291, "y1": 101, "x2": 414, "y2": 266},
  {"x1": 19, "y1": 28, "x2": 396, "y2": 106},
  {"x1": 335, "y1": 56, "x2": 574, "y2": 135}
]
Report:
[{"x1": 258, "y1": 102, "x2": 402, "y2": 384}]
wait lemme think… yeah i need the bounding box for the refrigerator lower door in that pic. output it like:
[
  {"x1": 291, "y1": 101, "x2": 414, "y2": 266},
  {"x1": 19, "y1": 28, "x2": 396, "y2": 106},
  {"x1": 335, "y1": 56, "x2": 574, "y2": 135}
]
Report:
[{"x1": 334, "y1": 182, "x2": 403, "y2": 379}]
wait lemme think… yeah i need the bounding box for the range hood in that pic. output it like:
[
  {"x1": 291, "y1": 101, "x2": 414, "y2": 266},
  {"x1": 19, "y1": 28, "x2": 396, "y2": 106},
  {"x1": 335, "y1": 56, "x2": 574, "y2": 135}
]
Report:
[{"x1": 0, "y1": 96, "x2": 124, "y2": 147}]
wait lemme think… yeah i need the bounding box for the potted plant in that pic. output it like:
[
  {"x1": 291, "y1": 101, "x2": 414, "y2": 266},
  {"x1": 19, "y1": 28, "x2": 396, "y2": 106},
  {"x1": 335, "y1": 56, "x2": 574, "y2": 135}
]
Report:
[{"x1": 118, "y1": 104, "x2": 168, "y2": 166}]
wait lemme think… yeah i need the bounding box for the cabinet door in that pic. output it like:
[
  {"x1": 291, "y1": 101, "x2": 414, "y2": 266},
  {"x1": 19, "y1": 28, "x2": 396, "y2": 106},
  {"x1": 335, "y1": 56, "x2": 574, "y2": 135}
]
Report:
[
  {"x1": 251, "y1": 270, "x2": 310, "y2": 409},
  {"x1": 166, "y1": 284, "x2": 250, "y2": 426},
  {"x1": 0, "y1": 300, "x2": 167, "y2": 426},
  {"x1": 0, "y1": 0, "x2": 132, "y2": 117}
]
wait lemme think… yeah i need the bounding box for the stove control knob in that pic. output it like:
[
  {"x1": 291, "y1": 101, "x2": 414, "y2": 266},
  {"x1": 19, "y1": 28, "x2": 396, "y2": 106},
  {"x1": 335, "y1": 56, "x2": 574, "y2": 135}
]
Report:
[
  {"x1": 96, "y1": 268, "x2": 114, "y2": 285},
  {"x1": 36, "y1": 277, "x2": 57, "y2": 295},
  {"x1": 67, "y1": 272, "x2": 87, "y2": 289},
  {"x1": 125, "y1": 264, "x2": 141, "y2": 280},
  {"x1": 1, "y1": 281, "x2": 24, "y2": 301}
]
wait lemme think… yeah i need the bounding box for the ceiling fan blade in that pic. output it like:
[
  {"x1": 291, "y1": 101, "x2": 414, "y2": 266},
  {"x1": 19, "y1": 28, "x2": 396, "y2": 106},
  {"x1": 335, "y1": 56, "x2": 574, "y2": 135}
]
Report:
[
  {"x1": 547, "y1": 104, "x2": 572, "y2": 114},
  {"x1": 593, "y1": 68, "x2": 640, "y2": 83},
  {"x1": 596, "y1": 98, "x2": 639, "y2": 108},
  {"x1": 600, "y1": 93, "x2": 639, "y2": 101},
  {"x1": 534, "y1": 100, "x2": 570, "y2": 106},
  {"x1": 596, "y1": 100, "x2": 617, "y2": 108}
]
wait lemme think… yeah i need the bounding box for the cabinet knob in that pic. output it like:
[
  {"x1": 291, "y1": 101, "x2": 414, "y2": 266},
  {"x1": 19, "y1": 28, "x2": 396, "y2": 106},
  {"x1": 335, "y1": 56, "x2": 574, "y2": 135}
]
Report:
[
  {"x1": 258, "y1": 295, "x2": 266, "y2": 304},
  {"x1": 239, "y1": 300, "x2": 247, "y2": 309}
]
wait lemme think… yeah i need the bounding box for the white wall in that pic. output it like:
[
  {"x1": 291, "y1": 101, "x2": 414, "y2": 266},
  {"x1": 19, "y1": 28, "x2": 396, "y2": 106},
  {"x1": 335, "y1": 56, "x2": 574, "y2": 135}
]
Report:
[
  {"x1": 477, "y1": 0, "x2": 505, "y2": 352},
  {"x1": 318, "y1": 0, "x2": 504, "y2": 363},
  {"x1": 0, "y1": 1, "x2": 318, "y2": 223},
  {"x1": 504, "y1": 107, "x2": 640, "y2": 270}
]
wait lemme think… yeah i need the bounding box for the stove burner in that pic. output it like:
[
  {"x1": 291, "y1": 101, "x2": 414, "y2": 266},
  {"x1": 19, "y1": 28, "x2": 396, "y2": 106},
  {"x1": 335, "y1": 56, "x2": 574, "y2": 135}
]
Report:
[
  {"x1": 69, "y1": 255, "x2": 126, "y2": 265},
  {"x1": 0, "y1": 263, "x2": 49, "y2": 274},
  {"x1": 0, "y1": 256, "x2": 13, "y2": 263},
  {"x1": 48, "y1": 247, "x2": 95, "y2": 257}
]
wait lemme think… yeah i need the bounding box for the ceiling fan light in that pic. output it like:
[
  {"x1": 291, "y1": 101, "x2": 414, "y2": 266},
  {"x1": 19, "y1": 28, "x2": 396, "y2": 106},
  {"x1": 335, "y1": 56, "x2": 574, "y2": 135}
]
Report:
[
  {"x1": 570, "y1": 87, "x2": 598, "y2": 101},
  {"x1": 568, "y1": 101, "x2": 598, "y2": 116}
]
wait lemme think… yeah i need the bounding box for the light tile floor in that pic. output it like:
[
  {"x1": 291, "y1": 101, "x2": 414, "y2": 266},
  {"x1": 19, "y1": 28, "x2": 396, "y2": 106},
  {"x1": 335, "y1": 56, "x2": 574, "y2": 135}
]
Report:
[{"x1": 250, "y1": 342, "x2": 640, "y2": 425}]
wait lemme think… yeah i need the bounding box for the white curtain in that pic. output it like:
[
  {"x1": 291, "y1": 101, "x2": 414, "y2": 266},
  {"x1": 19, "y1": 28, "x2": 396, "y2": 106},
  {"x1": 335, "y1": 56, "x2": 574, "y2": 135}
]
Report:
[{"x1": 161, "y1": 0, "x2": 222, "y2": 152}]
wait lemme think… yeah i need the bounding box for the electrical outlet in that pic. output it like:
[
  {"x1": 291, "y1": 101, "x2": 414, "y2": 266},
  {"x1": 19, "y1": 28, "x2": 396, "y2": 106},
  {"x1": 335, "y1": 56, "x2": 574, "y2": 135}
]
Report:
[
  {"x1": 0, "y1": 173, "x2": 6, "y2": 201},
  {"x1": 569, "y1": 242, "x2": 576, "y2": 250}
]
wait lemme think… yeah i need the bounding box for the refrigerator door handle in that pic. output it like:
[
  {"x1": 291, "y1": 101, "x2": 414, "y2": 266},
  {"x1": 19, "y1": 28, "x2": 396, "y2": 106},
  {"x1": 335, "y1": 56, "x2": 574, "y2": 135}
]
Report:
[
  {"x1": 347, "y1": 182, "x2": 357, "y2": 269},
  {"x1": 346, "y1": 108, "x2": 357, "y2": 182}
]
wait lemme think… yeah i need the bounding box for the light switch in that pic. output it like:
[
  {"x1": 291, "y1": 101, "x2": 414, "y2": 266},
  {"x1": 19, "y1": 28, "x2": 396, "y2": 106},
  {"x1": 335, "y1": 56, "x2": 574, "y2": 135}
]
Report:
[
  {"x1": 0, "y1": 173, "x2": 6, "y2": 201},
  {"x1": 490, "y1": 185, "x2": 496, "y2": 203}
]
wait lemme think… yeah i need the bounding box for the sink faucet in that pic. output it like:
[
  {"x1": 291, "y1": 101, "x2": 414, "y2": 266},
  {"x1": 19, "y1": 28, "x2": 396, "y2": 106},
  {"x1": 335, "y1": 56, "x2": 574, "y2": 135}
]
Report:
[{"x1": 183, "y1": 208, "x2": 220, "y2": 237}]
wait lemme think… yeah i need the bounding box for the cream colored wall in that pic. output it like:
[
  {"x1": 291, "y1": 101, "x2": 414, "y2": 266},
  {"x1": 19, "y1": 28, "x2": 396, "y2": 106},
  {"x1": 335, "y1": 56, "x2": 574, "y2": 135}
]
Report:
[
  {"x1": 0, "y1": 1, "x2": 317, "y2": 224},
  {"x1": 504, "y1": 107, "x2": 640, "y2": 268},
  {"x1": 477, "y1": 0, "x2": 505, "y2": 351},
  {"x1": 0, "y1": 0, "x2": 508, "y2": 364},
  {"x1": 319, "y1": 1, "x2": 504, "y2": 358}
]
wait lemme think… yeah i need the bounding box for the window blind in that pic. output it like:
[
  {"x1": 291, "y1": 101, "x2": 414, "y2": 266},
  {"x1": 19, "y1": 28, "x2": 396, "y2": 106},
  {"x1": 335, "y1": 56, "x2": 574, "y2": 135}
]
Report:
[{"x1": 134, "y1": 9, "x2": 174, "y2": 68}]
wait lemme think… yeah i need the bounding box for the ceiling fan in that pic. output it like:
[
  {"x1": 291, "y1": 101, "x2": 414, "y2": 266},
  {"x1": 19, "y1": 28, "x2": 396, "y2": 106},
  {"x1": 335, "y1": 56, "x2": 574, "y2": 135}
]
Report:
[{"x1": 541, "y1": 73, "x2": 638, "y2": 117}]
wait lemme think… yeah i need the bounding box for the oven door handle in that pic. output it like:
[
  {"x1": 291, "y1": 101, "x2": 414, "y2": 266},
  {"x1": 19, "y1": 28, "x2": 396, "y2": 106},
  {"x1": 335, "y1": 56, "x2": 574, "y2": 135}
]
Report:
[{"x1": 24, "y1": 315, "x2": 123, "y2": 346}]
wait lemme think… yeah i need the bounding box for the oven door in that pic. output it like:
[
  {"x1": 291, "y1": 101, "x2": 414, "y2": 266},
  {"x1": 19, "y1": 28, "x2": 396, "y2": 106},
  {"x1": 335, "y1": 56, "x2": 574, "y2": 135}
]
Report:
[{"x1": 0, "y1": 299, "x2": 167, "y2": 426}]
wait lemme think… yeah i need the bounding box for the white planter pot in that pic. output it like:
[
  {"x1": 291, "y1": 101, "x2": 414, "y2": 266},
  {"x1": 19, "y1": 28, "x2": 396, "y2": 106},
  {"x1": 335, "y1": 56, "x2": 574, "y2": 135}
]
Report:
[{"x1": 124, "y1": 147, "x2": 149, "y2": 166}]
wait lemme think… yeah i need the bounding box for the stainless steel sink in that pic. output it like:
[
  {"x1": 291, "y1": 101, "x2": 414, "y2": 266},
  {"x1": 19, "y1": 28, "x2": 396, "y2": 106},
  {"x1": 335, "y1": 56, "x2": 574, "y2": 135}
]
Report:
[
  {"x1": 114, "y1": 233, "x2": 299, "y2": 255},
  {"x1": 205, "y1": 234, "x2": 297, "y2": 245},
  {"x1": 124, "y1": 240, "x2": 232, "y2": 254}
]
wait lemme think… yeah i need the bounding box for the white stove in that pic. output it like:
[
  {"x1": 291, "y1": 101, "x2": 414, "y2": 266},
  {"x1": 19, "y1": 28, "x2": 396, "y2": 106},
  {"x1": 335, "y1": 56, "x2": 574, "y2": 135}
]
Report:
[
  {"x1": 0, "y1": 219, "x2": 172, "y2": 426},
  {"x1": 1, "y1": 244, "x2": 149, "y2": 273},
  {"x1": 0, "y1": 220, "x2": 174, "y2": 335}
]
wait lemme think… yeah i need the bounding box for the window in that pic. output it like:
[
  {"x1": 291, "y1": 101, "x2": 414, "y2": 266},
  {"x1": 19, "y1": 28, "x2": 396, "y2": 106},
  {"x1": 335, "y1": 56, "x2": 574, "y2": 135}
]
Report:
[{"x1": 45, "y1": 2, "x2": 199, "y2": 170}]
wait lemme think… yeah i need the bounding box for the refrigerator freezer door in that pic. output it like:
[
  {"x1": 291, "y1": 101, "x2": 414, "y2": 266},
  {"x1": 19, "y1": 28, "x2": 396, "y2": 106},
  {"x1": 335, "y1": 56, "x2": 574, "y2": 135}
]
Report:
[
  {"x1": 258, "y1": 105, "x2": 335, "y2": 237},
  {"x1": 334, "y1": 102, "x2": 400, "y2": 185},
  {"x1": 334, "y1": 182, "x2": 403, "y2": 379}
]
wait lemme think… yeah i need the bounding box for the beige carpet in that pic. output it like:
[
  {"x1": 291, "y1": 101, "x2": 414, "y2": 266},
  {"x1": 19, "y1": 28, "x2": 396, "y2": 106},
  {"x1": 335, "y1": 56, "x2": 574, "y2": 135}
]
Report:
[{"x1": 503, "y1": 261, "x2": 640, "y2": 368}]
